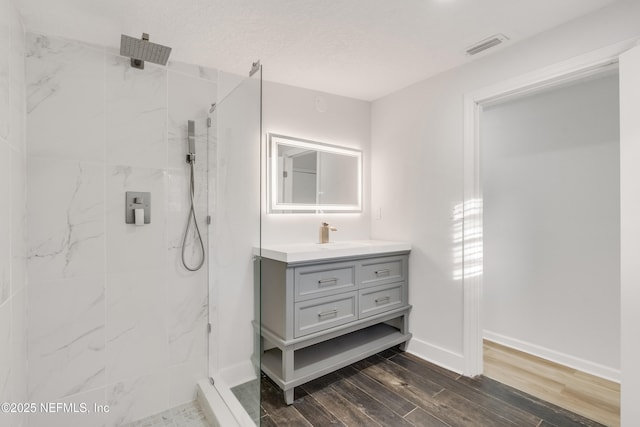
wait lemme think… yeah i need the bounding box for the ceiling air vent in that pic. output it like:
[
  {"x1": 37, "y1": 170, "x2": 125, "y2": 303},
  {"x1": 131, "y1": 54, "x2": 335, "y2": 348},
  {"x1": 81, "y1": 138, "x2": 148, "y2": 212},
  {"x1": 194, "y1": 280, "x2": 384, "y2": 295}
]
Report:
[{"x1": 466, "y1": 34, "x2": 509, "y2": 56}]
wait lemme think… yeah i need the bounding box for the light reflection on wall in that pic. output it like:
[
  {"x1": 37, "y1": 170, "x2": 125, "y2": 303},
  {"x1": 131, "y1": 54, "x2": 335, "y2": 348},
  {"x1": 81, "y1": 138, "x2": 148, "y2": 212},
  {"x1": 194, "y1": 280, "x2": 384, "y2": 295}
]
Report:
[{"x1": 453, "y1": 199, "x2": 483, "y2": 280}]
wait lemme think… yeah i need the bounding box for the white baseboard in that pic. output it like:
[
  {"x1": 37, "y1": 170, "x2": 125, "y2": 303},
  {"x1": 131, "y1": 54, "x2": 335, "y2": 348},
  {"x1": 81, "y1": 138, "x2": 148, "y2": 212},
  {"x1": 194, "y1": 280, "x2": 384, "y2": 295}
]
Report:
[
  {"x1": 483, "y1": 330, "x2": 621, "y2": 383},
  {"x1": 406, "y1": 337, "x2": 465, "y2": 375}
]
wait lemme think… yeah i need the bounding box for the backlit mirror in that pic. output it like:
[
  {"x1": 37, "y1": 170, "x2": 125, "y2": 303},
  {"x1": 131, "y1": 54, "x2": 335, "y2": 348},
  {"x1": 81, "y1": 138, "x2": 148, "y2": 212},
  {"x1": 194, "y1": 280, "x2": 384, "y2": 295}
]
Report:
[{"x1": 269, "y1": 134, "x2": 362, "y2": 213}]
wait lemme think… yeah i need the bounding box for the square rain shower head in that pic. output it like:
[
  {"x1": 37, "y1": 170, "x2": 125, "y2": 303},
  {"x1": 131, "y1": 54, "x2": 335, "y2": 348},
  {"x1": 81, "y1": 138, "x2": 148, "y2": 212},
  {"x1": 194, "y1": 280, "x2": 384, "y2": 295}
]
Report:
[{"x1": 120, "y1": 34, "x2": 172, "y2": 69}]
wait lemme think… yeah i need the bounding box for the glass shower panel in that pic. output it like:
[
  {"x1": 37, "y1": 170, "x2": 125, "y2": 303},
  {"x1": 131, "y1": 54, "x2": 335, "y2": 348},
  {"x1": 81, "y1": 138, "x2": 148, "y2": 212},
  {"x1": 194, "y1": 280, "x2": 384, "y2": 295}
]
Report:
[{"x1": 207, "y1": 68, "x2": 262, "y2": 425}]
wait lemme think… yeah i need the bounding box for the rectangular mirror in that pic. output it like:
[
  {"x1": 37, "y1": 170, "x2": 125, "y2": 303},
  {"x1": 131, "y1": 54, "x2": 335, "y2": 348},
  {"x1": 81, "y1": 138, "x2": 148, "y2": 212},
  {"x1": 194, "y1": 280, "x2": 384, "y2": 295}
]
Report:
[{"x1": 269, "y1": 134, "x2": 362, "y2": 213}]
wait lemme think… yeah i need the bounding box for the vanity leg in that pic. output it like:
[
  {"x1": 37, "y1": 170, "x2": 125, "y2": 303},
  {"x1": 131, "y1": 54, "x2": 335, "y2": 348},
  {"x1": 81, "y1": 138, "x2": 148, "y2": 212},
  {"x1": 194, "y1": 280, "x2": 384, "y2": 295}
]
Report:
[
  {"x1": 282, "y1": 348, "x2": 294, "y2": 379},
  {"x1": 399, "y1": 313, "x2": 410, "y2": 351},
  {"x1": 284, "y1": 388, "x2": 294, "y2": 405},
  {"x1": 282, "y1": 347, "x2": 295, "y2": 404}
]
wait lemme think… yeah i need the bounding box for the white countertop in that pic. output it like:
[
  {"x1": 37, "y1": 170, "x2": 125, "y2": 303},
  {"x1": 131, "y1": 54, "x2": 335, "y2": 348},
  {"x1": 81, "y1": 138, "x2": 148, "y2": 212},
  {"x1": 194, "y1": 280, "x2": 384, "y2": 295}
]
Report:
[{"x1": 254, "y1": 240, "x2": 411, "y2": 263}]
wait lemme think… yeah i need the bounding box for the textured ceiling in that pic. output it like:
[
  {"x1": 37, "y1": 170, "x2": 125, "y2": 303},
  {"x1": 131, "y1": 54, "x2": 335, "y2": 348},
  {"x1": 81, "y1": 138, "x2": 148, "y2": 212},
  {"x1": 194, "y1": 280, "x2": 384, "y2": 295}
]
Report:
[{"x1": 16, "y1": 0, "x2": 617, "y2": 100}]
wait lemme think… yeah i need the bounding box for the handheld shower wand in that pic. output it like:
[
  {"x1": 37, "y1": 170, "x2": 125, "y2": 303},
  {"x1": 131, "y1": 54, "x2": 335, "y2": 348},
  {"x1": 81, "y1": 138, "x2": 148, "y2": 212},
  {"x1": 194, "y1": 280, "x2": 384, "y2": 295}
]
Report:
[
  {"x1": 181, "y1": 120, "x2": 205, "y2": 271},
  {"x1": 187, "y1": 120, "x2": 196, "y2": 163}
]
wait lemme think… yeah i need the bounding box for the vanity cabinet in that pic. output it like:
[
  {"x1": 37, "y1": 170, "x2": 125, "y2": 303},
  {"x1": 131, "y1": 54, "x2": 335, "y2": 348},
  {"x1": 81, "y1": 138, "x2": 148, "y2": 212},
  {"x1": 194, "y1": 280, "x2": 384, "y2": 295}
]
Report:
[{"x1": 256, "y1": 249, "x2": 411, "y2": 404}]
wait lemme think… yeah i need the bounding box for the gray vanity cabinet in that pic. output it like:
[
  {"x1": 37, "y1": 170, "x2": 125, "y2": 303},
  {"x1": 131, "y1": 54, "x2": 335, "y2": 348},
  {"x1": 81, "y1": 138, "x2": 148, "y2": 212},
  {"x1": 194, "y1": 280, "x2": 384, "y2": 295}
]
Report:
[{"x1": 256, "y1": 251, "x2": 411, "y2": 404}]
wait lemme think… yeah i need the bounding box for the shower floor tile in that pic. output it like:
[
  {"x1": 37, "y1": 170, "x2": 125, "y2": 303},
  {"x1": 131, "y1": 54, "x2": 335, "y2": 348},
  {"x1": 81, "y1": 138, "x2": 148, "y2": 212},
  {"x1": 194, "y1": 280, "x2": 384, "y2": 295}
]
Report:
[{"x1": 121, "y1": 401, "x2": 211, "y2": 427}]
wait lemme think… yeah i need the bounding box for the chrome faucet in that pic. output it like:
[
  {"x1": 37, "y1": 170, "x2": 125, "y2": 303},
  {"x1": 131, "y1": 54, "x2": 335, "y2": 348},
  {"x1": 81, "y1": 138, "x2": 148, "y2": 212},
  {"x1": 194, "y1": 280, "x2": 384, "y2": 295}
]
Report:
[{"x1": 319, "y1": 222, "x2": 337, "y2": 244}]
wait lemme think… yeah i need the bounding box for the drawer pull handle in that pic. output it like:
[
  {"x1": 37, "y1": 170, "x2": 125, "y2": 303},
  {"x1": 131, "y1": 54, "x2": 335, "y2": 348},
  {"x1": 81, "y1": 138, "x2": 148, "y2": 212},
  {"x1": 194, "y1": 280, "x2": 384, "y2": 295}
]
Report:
[
  {"x1": 318, "y1": 278, "x2": 338, "y2": 286},
  {"x1": 374, "y1": 269, "x2": 391, "y2": 276},
  {"x1": 375, "y1": 296, "x2": 391, "y2": 305},
  {"x1": 318, "y1": 309, "x2": 338, "y2": 318}
]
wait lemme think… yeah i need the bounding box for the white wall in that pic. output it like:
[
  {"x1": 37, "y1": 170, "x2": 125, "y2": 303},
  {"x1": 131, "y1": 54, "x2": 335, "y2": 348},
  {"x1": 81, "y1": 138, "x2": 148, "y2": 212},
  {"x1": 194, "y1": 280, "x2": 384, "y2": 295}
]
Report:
[
  {"x1": 25, "y1": 33, "x2": 215, "y2": 426},
  {"x1": 262, "y1": 81, "x2": 371, "y2": 245},
  {"x1": 0, "y1": 0, "x2": 27, "y2": 426},
  {"x1": 371, "y1": 0, "x2": 640, "y2": 373},
  {"x1": 481, "y1": 73, "x2": 620, "y2": 378}
]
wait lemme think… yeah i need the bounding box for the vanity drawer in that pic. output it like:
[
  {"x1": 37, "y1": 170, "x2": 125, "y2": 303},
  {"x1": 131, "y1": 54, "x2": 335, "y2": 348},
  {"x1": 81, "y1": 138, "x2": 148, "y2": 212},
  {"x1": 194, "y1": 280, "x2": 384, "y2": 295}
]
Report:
[
  {"x1": 359, "y1": 256, "x2": 405, "y2": 288},
  {"x1": 294, "y1": 262, "x2": 356, "y2": 301},
  {"x1": 294, "y1": 292, "x2": 357, "y2": 338},
  {"x1": 359, "y1": 282, "x2": 405, "y2": 318}
]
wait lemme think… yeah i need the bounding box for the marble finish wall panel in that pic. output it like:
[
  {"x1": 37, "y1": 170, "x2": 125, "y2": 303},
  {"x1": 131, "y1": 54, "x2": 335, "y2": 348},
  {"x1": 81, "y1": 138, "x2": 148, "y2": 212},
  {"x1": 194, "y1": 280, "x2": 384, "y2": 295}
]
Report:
[
  {"x1": 25, "y1": 31, "x2": 216, "y2": 425},
  {"x1": 0, "y1": 0, "x2": 10, "y2": 140},
  {"x1": 27, "y1": 157, "x2": 105, "y2": 282},
  {"x1": 25, "y1": 34, "x2": 105, "y2": 162},
  {"x1": 0, "y1": 301, "x2": 11, "y2": 412},
  {"x1": 8, "y1": 0, "x2": 24, "y2": 154},
  {"x1": 106, "y1": 57, "x2": 167, "y2": 169},
  {"x1": 164, "y1": 70, "x2": 214, "y2": 406},
  {"x1": 166, "y1": 169, "x2": 208, "y2": 368},
  {"x1": 0, "y1": 142, "x2": 10, "y2": 305},
  {"x1": 0, "y1": 2, "x2": 26, "y2": 426},
  {"x1": 167, "y1": 361, "x2": 207, "y2": 407},
  {"x1": 106, "y1": 269, "x2": 168, "y2": 384},
  {"x1": 10, "y1": 149, "x2": 25, "y2": 296},
  {"x1": 167, "y1": 61, "x2": 217, "y2": 83},
  {"x1": 10, "y1": 289, "x2": 26, "y2": 417},
  {"x1": 27, "y1": 276, "x2": 105, "y2": 401}
]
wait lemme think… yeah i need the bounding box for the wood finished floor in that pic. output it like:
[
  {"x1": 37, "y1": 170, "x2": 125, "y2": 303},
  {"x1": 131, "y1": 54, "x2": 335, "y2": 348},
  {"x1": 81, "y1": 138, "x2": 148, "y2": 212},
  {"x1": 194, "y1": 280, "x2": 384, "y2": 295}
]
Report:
[
  {"x1": 483, "y1": 340, "x2": 620, "y2": 427},
  {"x1": 232, "y1": 346, "x2": 606, "y2": 427}
]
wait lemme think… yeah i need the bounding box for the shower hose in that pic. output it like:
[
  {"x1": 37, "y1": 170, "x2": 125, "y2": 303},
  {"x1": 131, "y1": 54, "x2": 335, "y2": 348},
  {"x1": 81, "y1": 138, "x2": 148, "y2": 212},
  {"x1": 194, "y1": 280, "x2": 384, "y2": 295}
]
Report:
[{"x1": 181, "y1": 158, "x2": 206, "y2": 271}]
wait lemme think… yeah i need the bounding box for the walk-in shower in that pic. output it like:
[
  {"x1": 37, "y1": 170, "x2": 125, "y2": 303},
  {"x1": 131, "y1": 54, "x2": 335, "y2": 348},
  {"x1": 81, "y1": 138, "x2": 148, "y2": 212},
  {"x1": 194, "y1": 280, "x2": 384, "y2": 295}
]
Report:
[{"x1": 118, "y1": 28, "x2": 263, "y2": 422}]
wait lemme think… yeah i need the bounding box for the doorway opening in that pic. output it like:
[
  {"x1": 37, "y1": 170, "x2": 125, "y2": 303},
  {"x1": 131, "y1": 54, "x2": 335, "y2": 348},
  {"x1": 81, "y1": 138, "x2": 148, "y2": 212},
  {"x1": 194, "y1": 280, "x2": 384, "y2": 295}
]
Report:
[
  {"x1": 479, "y1": 68, "x2": 620, "y2": 425},
  {"x1": 461, "y1": 41, "x2": 634, "y2": 427}
]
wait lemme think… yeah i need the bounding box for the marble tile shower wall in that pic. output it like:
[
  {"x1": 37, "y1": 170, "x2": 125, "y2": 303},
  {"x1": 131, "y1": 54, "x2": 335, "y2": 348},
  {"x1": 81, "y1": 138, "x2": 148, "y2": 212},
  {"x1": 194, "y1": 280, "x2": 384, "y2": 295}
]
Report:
[
  {"x1": 0, "y1": 0, "x2": 27, "y2": 426},
  {"x1": 25, "y1": 32, "x2": 215, "y2": 426}
]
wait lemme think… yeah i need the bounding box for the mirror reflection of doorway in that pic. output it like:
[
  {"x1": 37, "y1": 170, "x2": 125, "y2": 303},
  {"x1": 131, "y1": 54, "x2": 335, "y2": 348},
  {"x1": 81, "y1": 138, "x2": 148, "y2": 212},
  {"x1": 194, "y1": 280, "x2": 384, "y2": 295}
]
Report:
[
  {"x1": 279, "y1": 149, "x2": 318, "y2": 204},
  {"x1": 479, "y1": 68, "x2": 621, "y2": 426}
]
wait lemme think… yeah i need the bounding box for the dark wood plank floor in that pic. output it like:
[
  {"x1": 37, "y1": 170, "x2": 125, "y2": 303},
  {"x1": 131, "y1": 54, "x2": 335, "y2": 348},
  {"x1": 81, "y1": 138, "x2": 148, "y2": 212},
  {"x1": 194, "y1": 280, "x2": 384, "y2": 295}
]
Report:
[{"x1": 232, "y1": 347, "x2": 605, "y2": 427}]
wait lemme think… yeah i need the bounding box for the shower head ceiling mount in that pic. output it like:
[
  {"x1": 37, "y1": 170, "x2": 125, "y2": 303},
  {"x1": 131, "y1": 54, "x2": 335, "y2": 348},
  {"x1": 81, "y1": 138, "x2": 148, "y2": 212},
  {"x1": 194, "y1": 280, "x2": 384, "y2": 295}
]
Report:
[{"x1": 120, "y1": 33, "x2": 172, "y2": 70}]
